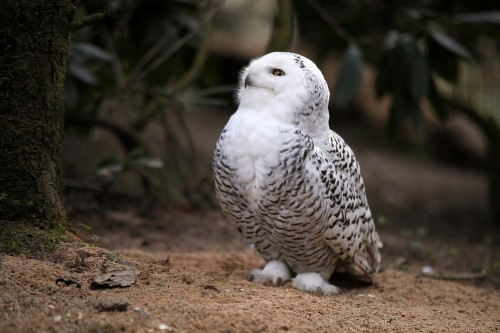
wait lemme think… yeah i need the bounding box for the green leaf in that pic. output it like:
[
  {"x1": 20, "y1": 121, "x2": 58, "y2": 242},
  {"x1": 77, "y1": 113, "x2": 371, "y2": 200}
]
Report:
[
  {"x1": 333, "y1": 44, "x2": 364, "y2": 108},
  {"x1": 375, "y1": 35, "x2": 402, "y2": 97},
  {"x1": 374, "y1": 52, "x2": 392, "y2": 97},
  {"x1": 375, "y1": 33, "x2": 415, "y2": 98},
  {"x1": 98, "y1": 164, "x2": 123, "y2": 174},
  {"x1": 430, "y1": 31, "x2": 474, "y2": 62},
  {"x1": 78, "y1": 223, "x2": 91, "y2": 231},
  {"x1": 376, "y1": 31, "x2": 429, "y2": 140},
  {"x1": 376, "y1": 32, "x2": 408, "y2": 98},
  {"x1": 68, "y1": 63, "x2": 97, "y2": 85},
  {"x1": 427, "y1": 37, "x2": 459, "y2": 82},
  {"x1": 71, "y1": 42, "x2": 113, "y2": 62},
  {"x1": 383, "y1": 30, "x2": 401, "y2": 49},
  {"x1": 409, "y1": 47, "x2": 429, "y2": 101},
  {"x1": 455, "y1": 11, "x2": 500, "y2": 24},
  {"x1": 132, "y1": 157, "x2": 164, "y2": 169}
]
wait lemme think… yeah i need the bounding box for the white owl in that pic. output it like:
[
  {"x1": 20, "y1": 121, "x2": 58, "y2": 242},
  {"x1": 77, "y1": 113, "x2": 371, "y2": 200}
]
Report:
[{"x1": 213, "y1": 52, "x2": 382, "y2": 295}]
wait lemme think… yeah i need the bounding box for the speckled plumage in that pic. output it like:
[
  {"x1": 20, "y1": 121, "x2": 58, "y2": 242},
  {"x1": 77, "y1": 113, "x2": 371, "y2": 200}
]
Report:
[{"x1": 213, "y1": 52, "x2": 382, "y2": 295}]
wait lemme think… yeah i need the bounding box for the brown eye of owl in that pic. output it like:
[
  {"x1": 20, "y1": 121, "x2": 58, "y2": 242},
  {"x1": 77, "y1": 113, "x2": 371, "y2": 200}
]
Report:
[{"x1": 272, "y1": 69, "x2": 285, "y2": 76}]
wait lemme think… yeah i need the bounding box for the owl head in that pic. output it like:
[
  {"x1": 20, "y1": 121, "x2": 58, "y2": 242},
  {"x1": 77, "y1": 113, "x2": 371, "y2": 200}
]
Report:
[{"x1": 236, "y1": 52, "x2": 330, "y2": 137}]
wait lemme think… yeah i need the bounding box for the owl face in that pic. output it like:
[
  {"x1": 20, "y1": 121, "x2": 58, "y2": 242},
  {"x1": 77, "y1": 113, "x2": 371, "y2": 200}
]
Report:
[
  {"x1": 235, "y1": 52, "x2": 330, "y2": 138},
  {"x1": 240, "y1": 53, "x2": 302, "y2": 96},
  {"x1": 238, "y1": 53, "x2": 327, "y2": 103}
]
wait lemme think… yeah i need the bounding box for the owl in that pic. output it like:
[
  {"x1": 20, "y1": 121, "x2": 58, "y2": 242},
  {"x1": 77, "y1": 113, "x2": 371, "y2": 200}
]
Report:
[{"x1": 213, "y1": 52, "x2": 382, "y2": 295}]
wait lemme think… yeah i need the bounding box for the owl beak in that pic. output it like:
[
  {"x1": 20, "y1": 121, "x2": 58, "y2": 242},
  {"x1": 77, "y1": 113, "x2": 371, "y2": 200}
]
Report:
[{"x1": 244, "y1": 75, "x2": 253, "y2": 88}]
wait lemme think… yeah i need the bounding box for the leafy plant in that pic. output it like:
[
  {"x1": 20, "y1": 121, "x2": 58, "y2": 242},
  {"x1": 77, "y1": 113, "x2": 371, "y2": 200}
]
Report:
[{"x1": 64, "y1": 0, "x2": 228, "y2": 203}]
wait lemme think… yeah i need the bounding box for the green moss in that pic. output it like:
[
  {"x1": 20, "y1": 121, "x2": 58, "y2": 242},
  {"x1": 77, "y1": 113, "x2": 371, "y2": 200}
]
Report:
[{"x1": 0, "y1": 222, "x2": 66, "y2": 258}]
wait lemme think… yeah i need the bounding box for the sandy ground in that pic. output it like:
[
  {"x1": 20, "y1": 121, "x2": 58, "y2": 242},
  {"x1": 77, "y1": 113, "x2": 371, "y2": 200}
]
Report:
[{"x1": 1, "y1": 239, "x2": 499, "y2": 333}]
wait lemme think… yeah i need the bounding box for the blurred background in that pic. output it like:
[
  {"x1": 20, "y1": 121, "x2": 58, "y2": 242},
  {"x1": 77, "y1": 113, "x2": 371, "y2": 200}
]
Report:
[{"x1": 64, "y1": 0, "x2": 499, "y2": 285}]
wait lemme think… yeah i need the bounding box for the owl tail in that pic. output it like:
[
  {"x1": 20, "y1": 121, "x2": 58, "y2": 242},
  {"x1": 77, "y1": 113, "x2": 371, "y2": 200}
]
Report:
[
  {"x1": 368, "y1": 231, "x2": 383, "y2": 273},
  {"x1": 335, "y1": 231, "x2": 383, "y2": 283}
]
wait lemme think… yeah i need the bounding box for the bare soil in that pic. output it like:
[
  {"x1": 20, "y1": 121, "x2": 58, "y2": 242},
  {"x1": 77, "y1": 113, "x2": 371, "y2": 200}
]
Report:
[
  {"x1": 2, "y1": 123, "x2": 500, "y2": 332},
  {"x1": 1, "y1": 238, "x2": 499, "y2": 333}
]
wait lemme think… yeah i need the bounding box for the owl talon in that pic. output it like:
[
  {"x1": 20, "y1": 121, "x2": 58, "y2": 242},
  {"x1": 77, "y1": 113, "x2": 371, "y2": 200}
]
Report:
[
  {"x1": 246, "y1": 260, "x2": 292, "y2": 287},
  {"x1": 292, "y1": 272, "x2": 340, "y2": 296}
]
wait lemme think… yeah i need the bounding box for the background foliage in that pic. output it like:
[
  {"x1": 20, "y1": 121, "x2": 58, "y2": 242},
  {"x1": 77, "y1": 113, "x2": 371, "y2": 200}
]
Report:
[{"x1": 65, "y1": 0, "x2": 500, "y2": 221}]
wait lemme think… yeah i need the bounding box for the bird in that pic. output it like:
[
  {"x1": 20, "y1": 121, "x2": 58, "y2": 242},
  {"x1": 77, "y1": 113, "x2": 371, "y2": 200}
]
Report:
[{"x1": 213, "y1": 52, "x2": 382, "y2": 295}]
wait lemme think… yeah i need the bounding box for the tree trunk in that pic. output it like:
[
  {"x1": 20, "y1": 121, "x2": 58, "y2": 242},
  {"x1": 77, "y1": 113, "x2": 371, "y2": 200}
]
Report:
[{"x1": 0, "y1": 0, "x2": 74, "y2": 256}]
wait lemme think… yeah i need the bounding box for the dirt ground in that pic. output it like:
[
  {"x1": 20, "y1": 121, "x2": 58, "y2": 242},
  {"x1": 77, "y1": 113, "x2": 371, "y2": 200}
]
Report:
[
  {"x1": 2, "y1": 115, "x2": 500, "y2": 332},
  {"x1": 1, "y1": 240, "x2": 499, "y2": 333}
]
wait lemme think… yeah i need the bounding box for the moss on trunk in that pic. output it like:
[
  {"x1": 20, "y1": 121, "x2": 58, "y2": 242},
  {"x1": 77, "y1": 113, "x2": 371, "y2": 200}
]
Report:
[{"x1": 0, "y1": 0, "x2": 74, "y2": 256}]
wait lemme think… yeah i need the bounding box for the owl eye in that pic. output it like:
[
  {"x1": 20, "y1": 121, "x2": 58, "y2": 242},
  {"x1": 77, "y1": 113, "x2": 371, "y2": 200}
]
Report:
[{"x1": 272, "y1": 69, "x2": 285, "y2": 76}]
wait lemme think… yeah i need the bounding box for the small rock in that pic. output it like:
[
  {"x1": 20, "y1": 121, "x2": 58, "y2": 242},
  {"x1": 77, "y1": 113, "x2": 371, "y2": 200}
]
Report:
[
  {"x1": 56, "y1": 277, "x2": 82, "y2": 289},
  {"x1": 96, "y1": 298, "x2": 130, "y2": 312},
  {"x1": 54, "y1": 315, "x2": 62, "y2": 322},
  {"x1": 158, "y1": 323, "x2": 173, "y2": 331},
  {"x1": 133, "y1": 306, "x2": 150, "y2": 318},
  {"x1": 421, "y1": 265, "x2": 434, "y2": 275},
  {"x1": 92, "y1": 269, "x2": 136, "y2": 288},
  {"x1": 203, "y1": 285, "x2": 220, "y2": 292}
]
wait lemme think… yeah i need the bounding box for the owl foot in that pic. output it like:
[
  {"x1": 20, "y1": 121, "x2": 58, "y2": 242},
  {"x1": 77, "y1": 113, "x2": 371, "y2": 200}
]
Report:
[
  {"x1": 292, "y1": 272, "x2": 341, "y2": 295},
  {"x1": 247, "y1": 260, "x2": 292, "y2": 286}
]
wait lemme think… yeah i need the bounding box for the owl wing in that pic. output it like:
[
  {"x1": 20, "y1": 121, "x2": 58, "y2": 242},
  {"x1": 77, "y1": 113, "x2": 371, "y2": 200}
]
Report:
[{"x1": 310, "y1": 130, "x2": 382, "y2": 279}]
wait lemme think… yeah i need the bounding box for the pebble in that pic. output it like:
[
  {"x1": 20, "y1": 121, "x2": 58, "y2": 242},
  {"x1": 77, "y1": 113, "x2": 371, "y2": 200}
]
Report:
[
  {"x1": 96, "y1": 298, "x2": 130, "y2": 312},
  {"x1": 421, "y1": 265, "x2": 434, "y2": 275},
  {"x1": 158, "y1": 323, "x2": 173, "y2": 331}
]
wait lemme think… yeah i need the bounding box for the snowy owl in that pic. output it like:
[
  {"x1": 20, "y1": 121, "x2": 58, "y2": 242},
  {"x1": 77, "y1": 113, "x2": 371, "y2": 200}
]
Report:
[{"x1": 213, "y1": 52, "x2": 382, "y2": 295}]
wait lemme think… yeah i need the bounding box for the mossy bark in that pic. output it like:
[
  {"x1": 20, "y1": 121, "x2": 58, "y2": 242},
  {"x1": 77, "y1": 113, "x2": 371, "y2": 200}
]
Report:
[{"x1": 0, "y1": 0, "x2": 75, "y2": 256}]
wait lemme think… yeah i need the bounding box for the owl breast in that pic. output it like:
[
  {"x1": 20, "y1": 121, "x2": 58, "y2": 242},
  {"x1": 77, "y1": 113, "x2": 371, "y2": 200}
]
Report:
[{"x1": 213, "y1": 110, "x2": 337, "y2": 277}]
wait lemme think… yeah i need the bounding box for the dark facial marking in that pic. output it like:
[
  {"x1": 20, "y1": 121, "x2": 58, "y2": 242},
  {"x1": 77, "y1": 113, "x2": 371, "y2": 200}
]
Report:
[{"x1": 244, "y1": 75, "x2": 255, "y2": 88}]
